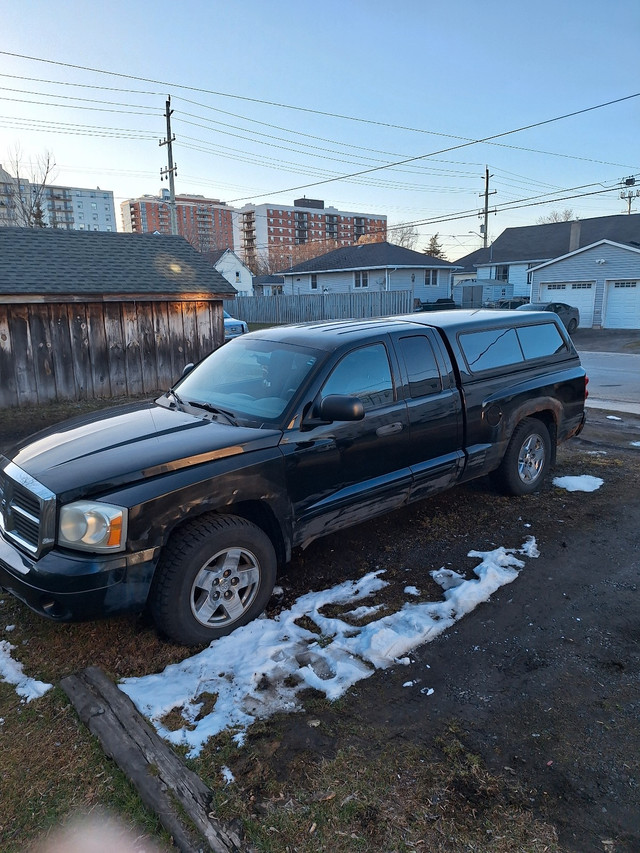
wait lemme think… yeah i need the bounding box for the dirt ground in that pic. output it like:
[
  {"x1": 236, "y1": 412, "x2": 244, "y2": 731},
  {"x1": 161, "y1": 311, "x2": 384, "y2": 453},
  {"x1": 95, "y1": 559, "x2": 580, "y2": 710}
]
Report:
[
  {"x1": 1, "y1": 329, "x2": 639, "y2": 852},
  {"x1": 269, "y1": 406, "x2": 640, "y2": 853}
]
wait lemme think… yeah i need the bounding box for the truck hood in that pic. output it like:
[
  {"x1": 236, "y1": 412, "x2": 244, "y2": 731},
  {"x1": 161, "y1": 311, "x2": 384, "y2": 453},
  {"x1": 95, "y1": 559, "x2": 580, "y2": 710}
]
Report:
[{"x1": 7, "y1": 401, "x2": 282, "y2": 498}]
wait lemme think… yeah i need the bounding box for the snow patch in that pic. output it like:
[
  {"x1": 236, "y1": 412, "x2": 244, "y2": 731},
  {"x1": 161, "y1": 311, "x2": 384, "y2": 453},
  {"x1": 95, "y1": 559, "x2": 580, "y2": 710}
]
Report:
[
  {"x1": 121, "y1": 539, "x2": 538, "y2": 757},
  {"x1": 553, "y1": 475, "x2": 604, "y2": 492},
  {"x1": 0, "y1": 641, "x2": 52, "y2": 702}
]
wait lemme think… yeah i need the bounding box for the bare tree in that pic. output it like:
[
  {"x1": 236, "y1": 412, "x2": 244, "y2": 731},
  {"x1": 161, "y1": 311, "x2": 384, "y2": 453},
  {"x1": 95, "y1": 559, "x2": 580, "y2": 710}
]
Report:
[
  {"x1": 7, "y1": 147, "x2": 57, "y2": 227},
  {"x1": 387, "y1": 223, "x2": 419, "y2": 249},
  {"x1": 356, "y1": 232, "x2": 385, "y2": 245},
  {"x1": 536, "y1": 208, "x2": 576, "y2": 225},
  {"x1": 423, "y1": 233, "x2": 446, "y2": 259}
]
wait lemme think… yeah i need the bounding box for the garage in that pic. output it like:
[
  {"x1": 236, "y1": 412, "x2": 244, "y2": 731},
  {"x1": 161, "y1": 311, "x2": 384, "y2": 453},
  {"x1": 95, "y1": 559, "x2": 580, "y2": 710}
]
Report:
[
  {"x1": 603, "y1": 280, "x2": 640, "y2": 329},
  {"x1": 539, "y1": 281, "x2": 596, "y2": 327}
]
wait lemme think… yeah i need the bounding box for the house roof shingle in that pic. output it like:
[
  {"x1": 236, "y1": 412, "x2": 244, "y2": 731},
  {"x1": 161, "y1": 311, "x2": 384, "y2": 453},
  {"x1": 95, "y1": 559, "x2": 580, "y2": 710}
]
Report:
[
  {"x1": 453, "y1": 213, "x2": 640, "y2": 269},
  {"x1": 280, "y1": 241, "x2": 458, "y2": 274},
  {"x1": 0, "y1": 227, "x2": 237, "y2": 297}
]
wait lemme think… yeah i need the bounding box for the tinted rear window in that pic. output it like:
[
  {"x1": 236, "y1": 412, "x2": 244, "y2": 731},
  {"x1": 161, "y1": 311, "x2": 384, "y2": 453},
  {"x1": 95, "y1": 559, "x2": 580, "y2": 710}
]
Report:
[
  {"x1": 459, "y1": 322, "x2": 568, "y2": 373},
  {"x1": 459, "y1": 327, "x2": 524, "y2": 372},
  {"x1": 517, "y1": 323, "x2": 568, "y2": 359}
]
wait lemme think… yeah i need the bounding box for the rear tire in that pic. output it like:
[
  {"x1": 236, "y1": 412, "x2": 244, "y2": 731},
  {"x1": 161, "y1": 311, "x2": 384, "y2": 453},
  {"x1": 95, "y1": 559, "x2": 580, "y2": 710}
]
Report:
[
  {"x1": 567, "y1": 318, "x2": 578, "y2": 334},
  {"x1": 492, "y1": 418, "x2": 551, "y2": 496},
  {"x1": 150, "y1": 514, "x2": 277, "y2": 646}
]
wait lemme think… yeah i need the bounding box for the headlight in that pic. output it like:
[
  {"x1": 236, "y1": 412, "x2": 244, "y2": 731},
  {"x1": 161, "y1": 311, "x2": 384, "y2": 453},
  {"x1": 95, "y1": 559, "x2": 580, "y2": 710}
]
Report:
[{"x1": 58, "y1": 501, "x2": 128, "y2": 553}]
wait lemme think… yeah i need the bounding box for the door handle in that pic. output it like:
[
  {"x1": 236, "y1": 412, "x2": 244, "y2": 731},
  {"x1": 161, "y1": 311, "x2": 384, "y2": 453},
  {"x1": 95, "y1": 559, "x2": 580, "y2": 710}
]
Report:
[{"x1": 376, "y1": 422, "x2": 403, "y2": 436}]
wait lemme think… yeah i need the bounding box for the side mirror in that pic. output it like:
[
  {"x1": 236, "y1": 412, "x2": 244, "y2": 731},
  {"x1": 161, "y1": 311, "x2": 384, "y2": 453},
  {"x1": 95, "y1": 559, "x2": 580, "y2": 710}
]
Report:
[
  {"x1": 312, "y1": 394, "x2": 364, "y2": 423},
  {"x1": 181, "y1": 362, "x2": 195, "y2": 378}
]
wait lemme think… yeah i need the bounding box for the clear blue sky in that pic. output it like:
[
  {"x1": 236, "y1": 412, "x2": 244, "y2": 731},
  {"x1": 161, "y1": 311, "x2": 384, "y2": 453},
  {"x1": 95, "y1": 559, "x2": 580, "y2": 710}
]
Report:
[{"x1": 2, "y1": 0, "x2": 639, "y2": 259}]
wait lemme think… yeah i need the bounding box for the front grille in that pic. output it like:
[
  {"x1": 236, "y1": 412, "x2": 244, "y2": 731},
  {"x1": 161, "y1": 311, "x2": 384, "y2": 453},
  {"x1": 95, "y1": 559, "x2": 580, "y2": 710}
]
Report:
[{"x1": 0, "y1": 459, "x2": 56, "y2": 558}]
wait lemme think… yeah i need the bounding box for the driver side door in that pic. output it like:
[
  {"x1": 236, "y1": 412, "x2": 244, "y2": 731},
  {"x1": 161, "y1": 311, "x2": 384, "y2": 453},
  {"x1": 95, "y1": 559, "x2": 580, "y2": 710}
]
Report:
[{"x1": 279, "y1": 340, "x2": 413, "y2": 547}]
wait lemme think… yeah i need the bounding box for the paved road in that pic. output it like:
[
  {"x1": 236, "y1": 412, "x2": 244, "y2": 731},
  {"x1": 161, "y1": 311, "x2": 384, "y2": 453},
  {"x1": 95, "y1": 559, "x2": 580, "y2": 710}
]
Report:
[{"x1": 578, "y1": 350, "x2": 640, "y2": 414}]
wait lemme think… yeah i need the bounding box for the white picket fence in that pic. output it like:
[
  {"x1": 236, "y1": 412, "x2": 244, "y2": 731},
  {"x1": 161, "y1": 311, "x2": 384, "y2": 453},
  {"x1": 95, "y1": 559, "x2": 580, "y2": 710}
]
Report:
[{"x1": 224, "y1": 291, "x2": 414, "y2": 325}]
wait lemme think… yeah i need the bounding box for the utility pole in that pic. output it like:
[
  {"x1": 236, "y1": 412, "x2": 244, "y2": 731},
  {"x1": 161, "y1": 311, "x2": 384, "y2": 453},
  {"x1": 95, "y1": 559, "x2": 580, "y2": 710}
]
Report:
[
  {"x1": 479, "y1": 166, "x2": 496, "y2": 248},
  {"x1": 620, "y1": 176, "x2": 639, "y2": 214},
  {"x1": 159, "y1": 96, "x2": 178, "y2": 235}
]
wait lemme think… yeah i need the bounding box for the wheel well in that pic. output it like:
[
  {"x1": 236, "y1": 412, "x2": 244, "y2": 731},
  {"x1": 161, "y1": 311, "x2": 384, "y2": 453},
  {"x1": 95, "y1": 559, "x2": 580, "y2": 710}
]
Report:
[
  {"x1": 227, "y1": 500, "x2": 288, "y2": 565},
  {"x1": 163, "y1": 501, "x2": 288, "y2": 567}
]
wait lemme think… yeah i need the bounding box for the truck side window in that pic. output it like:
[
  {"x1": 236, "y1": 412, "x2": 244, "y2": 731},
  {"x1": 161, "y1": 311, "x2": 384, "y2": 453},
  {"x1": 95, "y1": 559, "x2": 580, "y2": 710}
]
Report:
[
  {"x1": 398, "y1": 335, "x2": 442, "y2": 397},
  {"x1": 321, "y1": 343, "x2": 394, "y2": 410},
  {"x1": 517, "y1": 323, "x2": 568, "y2": 359},
  {"x1": 459, "y1": 328, "x2": 524, "y2": 372}
]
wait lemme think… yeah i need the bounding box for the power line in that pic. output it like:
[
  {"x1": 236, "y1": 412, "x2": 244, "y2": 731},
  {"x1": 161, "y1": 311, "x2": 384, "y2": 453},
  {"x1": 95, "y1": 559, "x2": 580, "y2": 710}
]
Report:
[
  {"x1": 222, "y1": 94, "x2": 640, "y2": 203},
  {"x1": 2, "y1": 50, "x2": 639, "y2": 170}
]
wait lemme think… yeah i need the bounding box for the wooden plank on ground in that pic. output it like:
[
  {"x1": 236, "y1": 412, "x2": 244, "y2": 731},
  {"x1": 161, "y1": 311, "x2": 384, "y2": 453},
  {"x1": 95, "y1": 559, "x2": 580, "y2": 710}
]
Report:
[{"x1": 60, "y1": 666, "x2": 252, "y2": 853}]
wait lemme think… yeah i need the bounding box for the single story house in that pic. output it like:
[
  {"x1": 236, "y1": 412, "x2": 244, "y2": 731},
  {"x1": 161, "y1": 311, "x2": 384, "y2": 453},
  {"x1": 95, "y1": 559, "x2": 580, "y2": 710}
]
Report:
[
  {"x1": 201, "y1": 248, "x2": 253, "y2": 296},
  {"x1": 452, "y1": 214, "x2": 640, "y2": 322},
  {"x1": 530, "y1": 240, "x2": 640, "y2": 329},
  {"x1": 0, "y1": 227, "x2": 236, "y2": 407},
  {"x1": 278, "y1": 241, "x2": 460, "y2": 306}
]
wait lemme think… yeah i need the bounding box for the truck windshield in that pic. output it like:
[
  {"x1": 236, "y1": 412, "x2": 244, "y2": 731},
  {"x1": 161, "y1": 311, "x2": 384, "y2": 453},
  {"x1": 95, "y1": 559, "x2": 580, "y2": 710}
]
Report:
[{"x1": 172, "y1": 337, "x2": 322, "y2": 423}]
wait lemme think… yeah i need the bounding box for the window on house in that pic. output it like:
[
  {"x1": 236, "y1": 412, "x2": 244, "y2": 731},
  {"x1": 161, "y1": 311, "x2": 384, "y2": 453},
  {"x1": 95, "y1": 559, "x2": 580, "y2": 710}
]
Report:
[
  {"x1": 494, "y1": 265, "x2": 509, "y2": 281},
  {"x1": 354, "y1": 271, "x2": 369, "y2": 288},
  {"x1": 425, "y1": 269, "x2": 438, "y2": 286},
  {"x1": 311, "y1": 274, "x2": 318, "y2": 290}
]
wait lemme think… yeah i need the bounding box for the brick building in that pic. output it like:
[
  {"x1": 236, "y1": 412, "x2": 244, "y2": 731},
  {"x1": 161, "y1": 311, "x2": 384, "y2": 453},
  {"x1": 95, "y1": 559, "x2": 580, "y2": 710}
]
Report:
[
  {"x1": 121, "y1": 188, "x2": 234, "y2": 253},
  {"x1": 234, "y1": 198, "x2": 387, "y2": 270}
]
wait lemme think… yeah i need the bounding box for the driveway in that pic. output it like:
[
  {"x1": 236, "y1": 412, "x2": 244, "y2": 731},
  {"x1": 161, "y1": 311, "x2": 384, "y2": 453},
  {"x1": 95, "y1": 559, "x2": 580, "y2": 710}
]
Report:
[{"x1": 573, "y1": 328, "x2": 640, "y2": 415}]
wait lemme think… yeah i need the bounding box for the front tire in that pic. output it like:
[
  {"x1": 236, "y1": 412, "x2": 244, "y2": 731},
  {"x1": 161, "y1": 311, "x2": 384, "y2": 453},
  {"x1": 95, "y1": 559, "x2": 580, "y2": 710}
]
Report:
[
  {"x1": 492, "y1": 418, "x2": 551, "y2": 496},
  {"x1": 150, "y1": 515, "x2": 277, "y2": 645},
  {"x1": 567, "y1": 318, "x2": 578, "y2": 334}
]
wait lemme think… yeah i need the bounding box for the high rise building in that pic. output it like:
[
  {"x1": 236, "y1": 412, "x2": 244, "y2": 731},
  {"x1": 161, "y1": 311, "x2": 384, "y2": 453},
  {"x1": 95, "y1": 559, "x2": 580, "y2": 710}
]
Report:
[
  {"x1": 121, "y1": 189, "x2": 234, "y2": 252},
  {"x1": 0, "y1": 165, "x2": 116, "y2": 231},
  {"x1": 234, "y1": 198, "x2": 387, "y2": 270}
]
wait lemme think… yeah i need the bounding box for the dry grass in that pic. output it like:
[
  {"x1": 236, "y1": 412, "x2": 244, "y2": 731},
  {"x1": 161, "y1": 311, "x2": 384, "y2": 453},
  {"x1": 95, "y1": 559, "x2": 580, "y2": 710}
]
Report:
[{"x1": 194, "y1": 724, "x2": 560, "y2": 852}]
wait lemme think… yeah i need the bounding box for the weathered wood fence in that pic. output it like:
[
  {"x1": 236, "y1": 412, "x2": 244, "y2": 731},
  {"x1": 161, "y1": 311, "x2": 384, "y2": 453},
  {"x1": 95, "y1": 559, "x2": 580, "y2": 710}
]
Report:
[
  {"x1": 0, "y1": 299, "x2": 225, "y2": 408},
  {"x1": 223, "y1": 290, "x2": 414, "y2": 325},
  {"x1": 0, "y1": 292, "x2": 414, "y2": 408}
]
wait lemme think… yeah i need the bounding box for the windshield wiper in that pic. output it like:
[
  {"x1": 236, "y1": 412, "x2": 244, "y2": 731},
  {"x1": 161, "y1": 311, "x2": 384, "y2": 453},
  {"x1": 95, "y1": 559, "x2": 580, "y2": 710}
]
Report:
[{"x1": 185, "y1": 399, "x2": 238, "y2": 425}]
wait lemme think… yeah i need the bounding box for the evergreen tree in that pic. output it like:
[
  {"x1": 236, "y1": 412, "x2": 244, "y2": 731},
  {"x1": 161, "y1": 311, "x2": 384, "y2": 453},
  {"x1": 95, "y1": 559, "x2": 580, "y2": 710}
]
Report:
[{"x1": 424, "y1": 233, "x2": 445, "y2": 259}]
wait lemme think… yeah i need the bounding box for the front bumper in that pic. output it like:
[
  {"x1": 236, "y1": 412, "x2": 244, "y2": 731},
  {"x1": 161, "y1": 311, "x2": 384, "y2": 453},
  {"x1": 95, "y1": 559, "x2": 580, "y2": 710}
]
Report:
[{"x1": 0, "y1": 532, "x2": 160, "y2": 622}]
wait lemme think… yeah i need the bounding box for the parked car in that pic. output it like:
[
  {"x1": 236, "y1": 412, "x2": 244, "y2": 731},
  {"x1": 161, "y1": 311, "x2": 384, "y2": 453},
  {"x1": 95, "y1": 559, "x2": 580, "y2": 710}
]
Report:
[
  {"x1": 223, "y1": 310, "x2": 248, "y2": 341},
  {"x1": 416, "y1": 297, "x2": 457, "y2": 312},
  {"x1": 497, "y1": 297, "x2": 529, "y2": 309},
  {"x1": 0, "y1": 310, "x2": 586, "y2": 645},
  {"x1": 516, "y1": 301, "x2": 579, "y2": 333}
]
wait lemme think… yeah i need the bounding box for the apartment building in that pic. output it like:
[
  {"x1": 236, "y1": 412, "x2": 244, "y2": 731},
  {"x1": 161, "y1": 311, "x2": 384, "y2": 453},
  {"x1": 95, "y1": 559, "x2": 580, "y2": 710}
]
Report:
[
  {"x1": 234, "y1": 198, "x2": 387, "y2": 270},
  {"x1": 0, "y1": 165, "x2": 116, "y2": 231},
  {"x1": 121, "y1": 189, "x2": 234, "y2": 252}
]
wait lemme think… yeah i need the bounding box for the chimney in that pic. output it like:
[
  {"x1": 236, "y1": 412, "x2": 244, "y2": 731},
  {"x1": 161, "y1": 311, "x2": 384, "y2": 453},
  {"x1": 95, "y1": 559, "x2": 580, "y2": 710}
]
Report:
[{"x1": 569, "y1": 220, "x2": 581, "y2": 252}]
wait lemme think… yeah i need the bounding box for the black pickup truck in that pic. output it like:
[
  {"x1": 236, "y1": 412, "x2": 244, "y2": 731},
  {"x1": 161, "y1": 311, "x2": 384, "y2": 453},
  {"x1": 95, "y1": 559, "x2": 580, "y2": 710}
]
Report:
[{"x1": 0, "y1": 310, "x2": 587, "y2": 645}]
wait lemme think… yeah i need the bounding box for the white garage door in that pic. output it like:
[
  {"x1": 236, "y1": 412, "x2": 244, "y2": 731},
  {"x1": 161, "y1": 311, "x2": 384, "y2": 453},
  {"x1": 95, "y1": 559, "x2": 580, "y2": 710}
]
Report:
[
  {"x1": 603, "y1": 281, "x2": 640, "y2": 329},
  {"x1": 539, "y1": 281, "x2": 595, "y2": 327}
]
